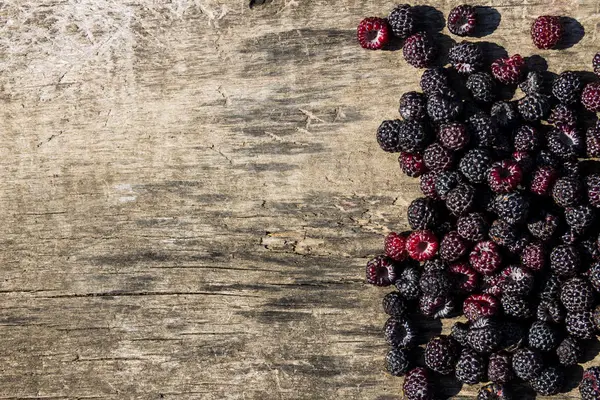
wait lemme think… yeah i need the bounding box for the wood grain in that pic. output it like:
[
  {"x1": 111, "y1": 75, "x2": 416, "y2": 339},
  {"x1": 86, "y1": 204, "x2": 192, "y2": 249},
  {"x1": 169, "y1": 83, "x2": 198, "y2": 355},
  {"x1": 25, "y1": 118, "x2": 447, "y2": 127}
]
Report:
[{"x1": 0, "y1": 0, "x2": 598, "y2": 398}]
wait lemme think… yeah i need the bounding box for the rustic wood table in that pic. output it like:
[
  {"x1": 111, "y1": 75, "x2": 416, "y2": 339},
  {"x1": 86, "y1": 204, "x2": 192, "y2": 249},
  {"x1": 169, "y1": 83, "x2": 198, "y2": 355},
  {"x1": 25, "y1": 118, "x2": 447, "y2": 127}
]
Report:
[{"x1": 1, "y1": 0, "x2": 599, "y2": 398}]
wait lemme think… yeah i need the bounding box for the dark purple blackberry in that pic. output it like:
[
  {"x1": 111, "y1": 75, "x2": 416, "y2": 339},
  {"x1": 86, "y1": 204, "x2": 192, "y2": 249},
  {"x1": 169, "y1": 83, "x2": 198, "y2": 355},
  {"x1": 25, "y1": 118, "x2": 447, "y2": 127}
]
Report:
[
  {"x1": 528, "y1": 211, "x2": 560, "y2": 241},
  {"x1": 556, "y1": 336, "x2": 581, "y2": 366},
  {"x1": 423, "y1": 257, "x2": 447, "y2": 272},
  {"x1": 423, "y1": 143, "x2": 453, "y2": 172},
  {"x1": 512, "y1": 348, "x2": 544, "y2": 381},
  {"x1": 489, "y1": 220, "x2": 528, "y2": 253},
  {"x1": 420, "y1": 171, "x2": 439, "y2": 199},
  {"x1": 493, "y1": 192, "x2": 530, "y2": 225},
  {"x1": 513, "y1": 125, "x2": 539, "y2": 152},
  {"x1": 501, "y1": 294, "x2": 533, "y2": 319},
  {"x1": 594, "y1": 305, "x2": 600, "y2": 330},
  {"x1": 536, "y1": 149, "x2": 561, "y2": 169},
  {"x1": 460, "y1": 149, "x2": 492, "y2": 184},
  {"x1": 552, "y1": 71, "x2": 583, "y2": 105},
  {"x1": 468, "y1": 317, "x2": 501, "y2": 354},
  {"x1": 384, "y1": 317, "x2": 416, "y2": 348},
  {"x1": 438, "y1": 122, "x2": 470, "y2": 150},
  {"x1": 399, "y1": 91, "x2": 427, "y2": 121},
  {"x1": 435, "y1": 171, "x2": 463, "y2": 199},
  {"x1": 548, "y1": 103, "x2": 577, "y2": 129},
  {"x1": 400, "y1": 152, "x2": 427, "y2": 178},
  {"x1": 561, "y1": 159, "x2": 581, "y2": 178},
  {"x1": 561, "y1": 277, "x2": 594, "y2": 313},
  {"x1": 539, "y1": 274, "x2": 561, "y2": 300},
  {"x1": 382, "y1": 292, "x2": 407, "y2": 317},
  {"x1": 424, "y1": 335, "x2": 459, "y2": 375},
  {"x1": 386, "y1": 346, "x2": 410, "y2": 376},
  {"x1": 451, "y1": 321, "x2": 470, "y2": 346},
  {"x1": 477, "y1": 383, "x2": 510, "y2": 400},
  {"x1": 403, "y1": 367, "x2": 433, "y2": 400},
  {"x1": 419, "y1": 295, "x2": 455, "y2": 318},
  {"x1": 490, "y1": 101, "x2": 518, "y2": 128},
  {"x1": 587, "y1": 127, "x2": 600, "y2": 158},
  {"x1": 528, "y1": 321, "x2": 559, "y2": 352},
  {"x1": 552, "y1": 177, "x2": 583, "y2": 207},
  {"x1": 589, "y1": 262, "x2": 600, "y2": 292},
  {"x1": 395, "y1": 265, "x2": 421, "y2": 300},
  {"x1": 595, "y1": 52, "x2": 600, "y2": 77},
  {"x1": 447, "y1": 5, "x2": 477, "y2": 36},
  {"x1": 387, "y1": 4, "x2": 415, "y2": 39},
  {"x1": 565, "y1": 205, "x2": 595, "y2": 233},
  {"x1": 560, "y1": 228, "x2": 579, "y2": 245},
  {"x1": 550, "y1": 245, "x2": 580, "y2": 277},
  {"x1": 398, "y1": 120, "x2": 431, "y2": 153},
  {"x1": 518, "y1": 92, "x2": 551, "y2": 122},
  {"x1": 586, "y1": 174, "x2": 600, "y2": 208},
  {"x1": 580, "y1": 366, "x2": 600, "y2": 400},
  {"x1": 500, "y1": 265, "x2": 534, "y2": 296},
  {"x1": 457, "y1": 213, "x2": 488, "y2": 242},
  {"x1": 455, "y1": 347, "x2": 486, "y2": 384},
  {"x1": 426, "y1": 93, "x2": 462, "y2": 123},
  {"x1": 376, "y1": 120, "x2": 403, "y2": 152},
  {"x1": 488, "y1": 352, "x2": 513, "y2": 384},
  {"x1": 403, "y1": 32, "x2": 437, "y2": 68},
  {"x1": 519, "y1": 71, "x2": 546, "y2": 95},
  {"x1": 439, "y1": 231, "x2": 469, "y2": 262},
  {"x1": 579, "y1": 239, "x2": 600, "y2": 265},
  {"x1": 446, "y1": 183, "x2": 476, "y2": 216},
  {"x1": 466, "y1": 112, "x2": 498, "y2": 148},
  {"x1": 537, "y1": 298, "x2": 565, "y2": 324},
  {"x1": 546, "y1": 127, "x2": 583, "y2": 159},
  {"x1": 407, "y1": 197, "x2": 440, "y2": 230},
  {"x1": 499, "y1": 320, "x2": 526, "y2": 350},
  {"x1": 420, "y1": 68, "x2": 449, "y2": 96},
  {"x1": 419, "y1": 269, "x2": 451, "y2": 297},
  {"x1": 521, "y1": 241, "x2": 545, "y2": 271},
  {"x1": 366, "y1": 256, "x2": 398, "y2": 286},
  {"x1": 567, "y1": 311, "x2": 596, "y2": 339},
  {"x1": 467, "y1": 72, "x2": 496, "y2": 103},
  {"x1": 530, "y1": 366, "x2": 565, "y2": 396},
  {"x1": 448, "y1": 41, "x2": 483, "y2": 74}
]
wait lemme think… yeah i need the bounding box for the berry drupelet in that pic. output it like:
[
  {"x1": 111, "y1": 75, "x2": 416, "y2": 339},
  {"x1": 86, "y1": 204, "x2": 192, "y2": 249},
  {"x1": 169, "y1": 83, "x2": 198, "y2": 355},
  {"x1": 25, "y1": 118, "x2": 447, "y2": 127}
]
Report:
[
  {"x1": 382, "y1": 292, "x2": 408, "y2": 317},
  {"x1": 549, "y1": 104, "x2": 577, "y2": 130},
  {"x1": 520, "y1": 70, "x2": 546, "y2": 95},
  {"x1": 447, "y1": 5, "x2": 477, "y2": 36},
  {"x1": 407, "y1": 197, "x2": 440, "y2": 230},
  {"x1": 560, "y1": 277, "x2": 594, "y2": 313},
  {"x1": 470, "y1": 240, "x2": 502, "y2": 276},
  {"x1": 521, "y1": 241, "x2": 545, "y2": 271},
  {"x1": 586, "y1": 126, "x2": 600, "y2": 158},
  {"x1": 530, "y1": 166, "x2": 558, "y2": 196},
  {"x1": 531, "y1": 15, "x2": 563, "y2": 49},
  {"x1": 463, "y1": 294, "x2": 500, "y2": 322},
  {"x1": 488, "y1": 352, "x2": 514, "y2": 384},
  {"x1": 387, "y1": 4, "x2": 415, "y2": 39},
  {"x1": 403, "y1": 32, "x2": 437, "y2": 68},
  {"x1": 556, "y1": 336, "x2": 582, "y2": 366},
  {"x1": 528, "y1": 321, "x2": 560, "y2": 352},
  {"x1": 467, "y1": 112, "x2": 498, "y2": 148},
  {"x1": 423, "y1": 143, "x2": 453, "y2": 172},
  {"x1": 586, "y1": 175, "x2": 600, "y2": 208},
  {"x1": 426, "y1": 93, "x2": 462, "y2": 123},
  {"x1": 398, "y1": 120, "x2": 431, "y2": 153},
  {"x1": 467, "y1": 317, "x2": 502, "y2": 354},
  {"x1": 446, "y1": 183, "x2": 476, "y2": 216},
  {"x1": 550, "y1": 245, "x2": 580, "y2": 277},
  {"x1": 490, "y1": 101, "x2": 518, "y2": 128},
  {"x1": 546, "y1": 127, "x2": 583, "y2": 160},
  {"x1": 552, "y1": 176, "x2": 583, "y2": 207},
  {"x1": 566, "y1": 310, "x2": 596, "y2": 339},
  {"x1": 457, "y1": 213, "x2": 488, "y2": 242},
  {"x1": 395, "y1": 265, "x2": 421, "y2": 300},
  {"x1": 493, "y1": 192, "x2": 530, "y2": 225},
  {"x1": 513, "y1": 125, "x2": 539, "y2": 152},
  {"x1": 517, "y1": 92, "x2": 551, "y2": 121},
  {"x1": 449, "y1": 262, "x2": 479, "y2": 293},
  {"x1": 528, "y1": 210, "x2": 560, "y2": 241},
  {"x1": 420, "y1": 172, "x2": 439, "y2": 199},
  {"x1": 565, "y1": 204, "x2": 595, "y2": 234},
  {"x1": 439, "y1": 231, "x2": 469, "y2": 262},
  {"x1": 460, "y1": 149, "x2": 492, "y2": 184}
]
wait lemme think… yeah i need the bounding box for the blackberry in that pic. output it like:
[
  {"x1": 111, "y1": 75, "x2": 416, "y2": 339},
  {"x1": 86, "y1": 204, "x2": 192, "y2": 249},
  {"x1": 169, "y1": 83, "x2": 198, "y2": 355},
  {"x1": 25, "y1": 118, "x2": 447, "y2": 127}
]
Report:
[
  {"x1": 490, "y1": 101, "x2": 518, "y2": 128},
  {"x1": 451, "y1": 321, "x2": 470, "y2": 347},
  {"x1": 419, "y1": 269, "x2": 451, "y2": 297},
  {"x1": 399, "y1": 152, "x2": 427, "y2": 178},
  {"x1": 500, "y1": 265, "x2": 534, "y2": 296},
  {"x1": 460, "y1": 149, "x2": 492, "y2": 184},
  {"x1": 403, "y1": 32, "x2": 437, "y2": 68},
  {"x1": 552, "y1": 71, "x2": 583, "y2": 105},
  {"x1": 517, "y1": 92, "x2": 550, "y2": 121},
  {"x1": 468, "y1": 317, "x2": 502, "y2": 353},
  {"x1": 467, "y1": 72, "x2": 496, "y2": 103},
  {"x1": 512, "y1": 348, "x2": 544, "y2": 381},
  {"x1": 552, "y1": 177, "x2": 583, "y2": 207},
  {"x1": 438, "y1": 122, "x2": 469, "y2": 150},
  {"x1": 384, "y1": 317, "x2": 416, "y2": 347},
  {"x1": 546, "y1": 127, "x2": 583, "y2": 160},
  {"x1": 366, "y1": 256, "x2": 397, "y2": 286},
  {"x1": 420, "y1": 172, "x2": 439, "y2": 199},
  {"x1": 423, "y1": 257, "x2": 447, "y2": 272},
  {"x1": 399, "y1": 120, "x2": 430, "y2": 153},
  {"x1": 395, "y1": 265, "x2": 421, "y2": 300},
  {"x1": 491, "y1": 54, "x2": 525, "y2": 85},
  {"x1": 586, "y1": 174, "x2": 600, "y2": 208},
  {"x1": 560, "y1": 228, "x2": 579, "y2": 245},
  {"x1": 561, "y1": 159, "x2": 581, "y2": 178},
  {"x1": 579, "y1": 239, "x2": 600, "y2": 265},
  {"x1": 470, "y1": 240, "x2": 502, "y2": 276},
  {"x1": 501, "y1": 294, "x2": 533, "y2": 319},
  {"x1": 594, "y1": 305, "x2": 600, "y2": 330},
  {"x1": 449, "y1": 262, "x2": 479, "y2": 293},
  {"x1": 528, "y1": 321, "x2": 559, "y2": 352},
  {"x1": 536, "y1": 298, "x2": 565, "y2": 324},
  {"x1": 446, "y1": 183, "x2": 476, "y2": 216},
  {"x1": 530, "y1": 365, "x2": 564, "y2": 396},
  {"x1": 435, "y1": 171, "x2": 462, "y2": 200},
  {"x1": 376, "y1": 120, "x2": 403, "y2": 152},
  {"x1": 420, "y1": 68, "x2": 449, "y2": 96},
  {"x1": 399, "y1": 91, "x2": 427, "y2": 121},
  {"x1": 565, "y1": 204, "x2": 595, "y2": 233},
  {"x1": 580, "y1": 366, "x2": 600, "y2": 400},
  {"x1": 488, "y1": 352, "x2": 514, "y2": 384},
  {"x1": 463, "y1": 294, "x2": 500, "y2": 322},
  {"x1": 539, "y1": 274, "x2": 562, "y2": 300},
  {"x1": 595, "y1": 52, "x2": 600, "y2": 77},
  {"x1": 439, "y1": 231, "x2": 469, "y2": 262},
  {"x1": 466, "y1": 112, "x2": 498, "y2": 148},
  {"x1": 493, "y1": 192, "x2": 529, "y2": 225},
  {"x1": 519, "y1": 71, "x2": 546, "y2": 95},
  {"x1": 556, "y1": 336, "x2": 581, "y2": 366},
  {"x1": 407, "y1": 197, "x2": 441, "y2": 230},
  {"x1": 528, "y1": 211, "x2": 560, "y2": 241},
  {"x1": 490, "y1": 220, "x2": 528, "y2": 253},
  {"x1": 477, "y1": 383, "x2": 510, "y2": 400},
  {"x1": 549, "y1": 103, "x2": 577, "y2": 129},
  {"x1": 385, "y1": 346, "x2": 410, "y2": 376},
  {"x1": 550, "y1": 245, "x2": 580, "y2": 277},
  {"x1": 521, "y1": 241, "x2": 545, "y2": 271},
  {"x1": 531, "y1": 15, "x2": 563, "y2": 50},
  {"x1": 587, "y1": 127, "x2": 600, "y2": 158},
  {"x1": 566, "y1": 311, "x2": 596, "y2": 339},
  {"x1": 447, "y1": 5, "x2": 477, "y2": 36},
  {"x1": 448, "y1": 41, "x2": 484, "y2": 74},
  {"x1": 419, "y1": 295, "x2": 454, "y2": 318},
  {"x1": 560, "y1": 277, "x2": 594, "y2": 313},
  {"x1": 387, "y1": 4, "x2": 415, "y2": 39},
  {"x1": 499, "y1": 320, "x2": 527, "y2": 350},
  {"x1": 589, "y1": 262, "x2": 600, "y2": 292},
  {"x1": 403, "y1": 367, "x2": 432, "y2": 400},
  {"x1": 457, "y1": 213, "x2": 488, "y2": 242},
  {"x1": 455, "y1": 347, "x2": 486, "y2": 384},
  {"x1": 424, "y1": 335, "x2": 459, "y2": 375},
  {"x1": 384, "y1": 232, "x2": 408, "y2": 261},
  {"x1": 382, "y1": 292, "x2": 407, "y2": 317},
  {"x1": 426, "y1": 93, "x2": 462, "y2": 123},
  {"x1": 487, "y1": 160, "x2": 522, "y2": 194},
  {"x1": 513, "y1": 125, "x2": 539, "y2": 152}
]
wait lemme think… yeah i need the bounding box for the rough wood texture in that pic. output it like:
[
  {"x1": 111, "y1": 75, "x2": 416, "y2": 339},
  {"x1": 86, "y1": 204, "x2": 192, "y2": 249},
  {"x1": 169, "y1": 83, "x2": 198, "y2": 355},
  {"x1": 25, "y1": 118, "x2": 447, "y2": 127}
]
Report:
[{"x1": 0, "y1": 0, "x2": 599, "y2": 398}]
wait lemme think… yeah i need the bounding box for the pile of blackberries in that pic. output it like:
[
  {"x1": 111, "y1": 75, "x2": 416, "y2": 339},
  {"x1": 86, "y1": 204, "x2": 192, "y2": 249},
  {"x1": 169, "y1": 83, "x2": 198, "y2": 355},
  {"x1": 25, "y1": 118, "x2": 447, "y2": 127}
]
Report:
[{"x1": 361, "y1": 4, "x2": 600, "y2": 400}]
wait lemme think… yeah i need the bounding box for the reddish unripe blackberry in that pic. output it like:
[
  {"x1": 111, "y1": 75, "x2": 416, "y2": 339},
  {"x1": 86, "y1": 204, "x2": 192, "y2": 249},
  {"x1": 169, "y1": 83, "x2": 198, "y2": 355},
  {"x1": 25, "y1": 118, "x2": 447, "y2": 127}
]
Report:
[
  {"x1": 502, "y1": 294, "x2": 533, "y2": 319},
  {"x1": 447, "y1": 5, "x2": 477, "y2": 36},
  {"x1": 406, "y1": 230, "x2": 438, "y2": 261},
  {"x1": 499, "y1": 265, "x2": 534, "y2": 296},
  {"x1": 513, "y1": 125, "x2": 539, "y2": 152},
  {"x1": 586, "y1": 174, "x2": 600, "y2": 208},
  {"x1": 446, "y1": 183, "x2": 476, "y2": 216},
  {"x1": 376, "y1": 120, "x2": 403, "y2": 152},
  {"x1": 586, "y1": 127, "x2": 600, "y2": 158},
  {"x1": 552, "y1": 71, "x2": 583, "y2": 105},
  {"x1": 457, "y1": 213, "x2": 488, "y2": 242},
  {"x1": 407, "y1": 197, "x2": 440, "y2": 230},
  {"x1": 528, "y1": 211, "x2": 560, "y2": 241},
  {"x1": 424, "y1": 335, "x2": 459, "y2": 375},
  {"x1": 448, "y1": 41, "x2": 483, "y2": 74},
  {"x1": 582, "y1": 82, "x2": 600, "y2": 112},
  {"x1": 382, "y1": 292, "x2": 407, "y2": 317},
  {"x1": 419, "y1": 268, "x2": 451, "y2": 298},
  {"x1": 470, "y1": 240, "x2": 502, "y2": 276},
  {"x1": 549, "y1": 104, "x2": 577, "y2": 130},
  {"x1": 395, "y1": 265, "x2": 421, "y2": 300},
  {"x1": 399, "y1": 91, "x2": 427, "y2": 121},
  {"x1": 455, "y1": 347, "x2": 486, "y2": 384},
  {"x1": 403, "y1": 32, "x2": 437, "y2": 68},
  {"x1": 566, "y1": 311, "x2": 596, "y2": 339},
  {"x1": 403, "y1": 367, "x2": 433, "y2": 400},
  {"x1": 580, "y1": 366, "x2": 600, "y2": 400},
  {"x1": 463, "y1": 294, "x2": 499, "y2": 322},
  {"x1": 560, "y1": 277, "x2": 594, "y2": 313},
  {"x1": 530, "y1": 365, "x2": 565, "y2": 396},
  {"x1": 550, "y1": 245, "x2": 580, "y2": 277},
  {"x1": 420, "y1": 68, "x2": 449, "y2": 96},
  {"x1": 460, "y1": 149, "x2": 492, "y2": 184},
  {"x1": 556, "y1": 336, "x2": 581, "y2": 366},
  {"x1": 438, "y1": 122, "x2": 469, "y2": 150},
  {"x1": 426, "y1": 93, "x2": 462, "y2": 123},
  {"x1": 518, "y1": 92, "x2": 551, "y2": 122},
  {"x1": 530, "y1": 165, "x2": 558, "y2": 196},
  {"x1": 491, "y1": 54, "x2": 525, "y2": 85},
  {"x1": 565, "y1": 204, "x2": 595, "y2": 234},
  {"x1": 420, "y1": 172, "x2": 439, "y2": 199},
  {"x1": 487, "y1": 160, "x2": 522, "y2": 194},
  {"x1": 384, "y1": 317, "x2": 415, "y2": 347},
  {"x1": 387, "y1": 4, "x2": 415, "y2": 39},
  {"x1": 512, "y1": 348, "x2": 544, "y2": 381},
  {"x1": 449, "y1": 262, "x2": 479, "y2": 293},
  {"x1": 384, "y1": 232, "x2": 408, "y2": 261},
  {"x1": 546, "y1": 127, "x2": 583, "y2": 160},
  {"x1": 399, "y1": 152, "x2": 427, "y2": 178},
  {"x1": 357, "y1": 17, "x2": 391, "y2": 50},
  {"x1": 366, "y1": 256, "x2": 397, "y2": 286},
  {"x1": 468, "y1": 317, "x2": 502, "y2": 354},
  {"x1": 493, "y1": 192, "x2": 530, "y2": 225},
  {"x1": 419, "y1": 295, "x2": 455, "y2": 318},
  {"x1": 521, "y1": 241, "x2": 545, "y2": 271},
  {"x1": 399, "y1": 120, "x2": 431, "y2": 153},
  {"x1": 528, "y1": 321, "x2": 560, "y2": 352},
  {"x1": 552, "y1": 177, "x2": 583, "y2": 207},
  {"x1": 467, "y1": 72, "x2": 496, "y2": 103},
  {"x1": 439, "y1": 231, "x2": 469, "y2": 262},
  {"x1": 488, "y1": 352, "x2": 514, "y2": 384},
  {"x1": 386, "y1": 347, "x2": 410, "y2": 376},
  {"x1": 477, "y1": 383, "x2": 510, "y2": 400},
  {"x1": 531, "y1": 15, "x2": 563, "y2": 49}
]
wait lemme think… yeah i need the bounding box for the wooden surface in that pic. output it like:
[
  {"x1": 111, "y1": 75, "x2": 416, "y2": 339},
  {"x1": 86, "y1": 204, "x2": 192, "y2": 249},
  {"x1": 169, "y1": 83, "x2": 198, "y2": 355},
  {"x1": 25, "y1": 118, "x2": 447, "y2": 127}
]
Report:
[{"x1": 0, "y1": 0, "x2": 599, "y2": 398}]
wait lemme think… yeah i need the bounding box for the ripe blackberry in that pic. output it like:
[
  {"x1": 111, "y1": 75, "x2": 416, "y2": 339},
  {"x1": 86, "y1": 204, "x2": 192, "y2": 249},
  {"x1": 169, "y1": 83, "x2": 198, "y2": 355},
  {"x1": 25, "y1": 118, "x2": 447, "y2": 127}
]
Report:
[
  {"x1": 451, "y1": 321, "x2": 470, "y2": 346},
  {"x1": 477, "y1": 383, "x2": 510, "y2": 400},
  {"x1": 438, "y1": 122, "x2": 469, "y2": 150},
  {"x1": 530, "y1": 365, "x2": 565, "y2": 396},
  {"x1": 517, "y1": 92, "x2": 551, "y2": 121},
  {"x1": 587, "y1": 175, "x2": 600, "y2": 208},
  {"x1": 490, "y1": 101, "x2": 518, "y2": 128},
  {"x1": 500, "y1": 265, "x2": 534, "y2": 296},
  {"x1": 519, "y1": 71, "x2": 546, "y2": 95},
  {"x1": 386, "y1": 347, "x2": 410, "y2": 376},
  {"x1": 521, "y1": 241, "x2": 545, "y2": 271},
  {"x1": 447, "y1": 5, "x2": 477, "y2": 36},
  {"x1": 424, "y1": 143, "x2": 453, "y2": 172},
  {"x1": 546, "y1": 127, "x2": 583, "y2": 160},
  {"x1": 384, "y1": 317, "x2": 416, "y2": 347},
  {"x1": 552, "y1": 71, "x2": 583, "y2": 105},
  {"x1": 552, "y1": 177, "x2": 583, "y2": 207},
  {"x1": 357, "y1": 17, "x2": 391, "y2": 50},
  {"x1": 395, "y1": 265, "x2": 421, "y2": 300},
  {"x1": 513, "y1": 125, "x2": 539, "y2": 152},
  {"x1": 594, "y1": 52, "x2": 600, "y2": 77},
  {"x1": 470, "y1": 240, "x2": 502, "y2": 276},
  {"x1": 403, "y1": 32, "x2": 437, "y2": 68},
  {"x1": 419, "y1": 295, "x2": 455, "y2": 318},
  {"x1": 399, "y1": 91, "x2": 427, "y2": 121},
  {"x1": 446, "y1": 183, "x2": 476, "y2": 216},
  {"x1": 424, "y1": 335, "x2": 459, "y2": 375},
  {"x1": 387, "y1": 4, "x2": 415, "y2": 39},
  {"x1": 457, "y1": 213, "x2": 488, "y2": 242},
  {"x1": 512, "y1": 348, "x2": 544, "y2": 381},
  {"x1": 561, "y1": 277, "x2": 594, "y2": 313},
  {"x1": 468, "y1": 317, "x2": 502, "y2": 353},
  {"x1": 406, "y1": 230, "x2": 438, "y2": 261},
  {"x1": 403, "y1": 367, "x2": 432, "y2": 400},
  {"x1": 531, "y1": 15, "x2": 563, "y2": 49},
  {"x1": 419, "y1": 269, "x2": 450, "y2": 298},
  {"x1": 491, "y1": 54, "x2": 525, "y2": 85},
  {"x1": 528, "y1": 211, "x2": 560, "y2": 241},
  {"x1": 537, "y1": 298, "x2": 565, "y2": 323},
  {"x1": 449, "y1": 262, "x2": 479, "y2": 293},
  {"x1": 586, "y1": 127, "x2": 600, "y2": 158},
  {"x1": 488, "y1": 352, "x2": 513, "y2": 384},
  {"x1": 560, "y1": 228, "x2": 580, "y2": 245},
  {"x1": 550, "y1": 245, "x2": 580, "y2": 277},
  {"x1": 502, "y1": 294, "x2": 533, "y2": 319},
  {"x1": 556, "y1": 336, "x2": 581, "y2": 366},
  {"x1": 449, "y1": 41, "x2": 484, "y2": 74},
  {"x1": 384, "y1": 232, "x2": 408, "y2": 261},
  {"x1": 567, "y1": 310, "x2": 596, "y2": 339},
  {"x1": 423, "y1": 257, "x2": 447, "y2": 272},
  {"x1": 455, "y1": 347, "x2": 486, "y2": 384},
  {"x1": 528, "y1": 321, "x2": 559, "y2": 352},
  {"x1": 589, "y1": 262, "x2": 600, "y2": 292},
  {"x1": 399, "y1": 120, "x2": 430, "y2": 153},
  {"x1": 582, "y1": 82, "x2": 600, "y2": 112},
  {"x1": 436, "y1": 173, "x2": 464, "y2": 202},
  {"x1": 561, "y1": 159, "x2": 581, "y2": 178},
  {"x1": 420, "y1": 172, "x2": 439, "y2": 199},
  {"x1": 565, "y1": 205, "x2": 595, "y2": 233},
  {"x1": 463, "y1": 294, "x2": 499, "y2": 322},
  {"x1": 376, "y1": 120, "x2": 403, "y2": 152},
  {"x1": 530, "y1": 165, "x2": 558, "y2": 196},
  {"x1": 467, "y1": 112, "x2": 498, "y2": 148},
  {"x1": 536, "y1": 150, "x2": 561, "y2": 170},
  {"x1": 382, "y1": 292, "x2": 407, "y2": 317},
  {"x1": 399, "y1": 152, "x2": 427, "y2": 178},
  {"x1": 420, "y1": 68, "x2": 449, "y2": 96},
  {"x1": 439, "y1": 231, "x2": 469, "y2": 262},
  {"x1": 426, "y1": 94, "x2": 462, "y2": 123},
  {"x1": 580, "y1": 366, "x2": 600, "y2": 400},
  {"x1": 466, "y1": 72, "x2": 496, "y2": 103},
  {"x1": 487, "y1": 160, "x2": 522, "y2": 194},
  {"x1": 493, "y1": 192, "x2": 530, "y2": 225},
  {"x1": 366, "y1": 256, "x2": 397, "y2": 286},
  {"x1": 594, "y1": 305, "x2": 600, "y2": 330},
  {"x1": 549, "y1": 104, "x2": 577, "y2": 129},
  {"x1": 407, "y1": 198, "x2": 440, "y2": 230},
  {"x1": 460, "y1": 149, "x2": 492, "y2": 184}
]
